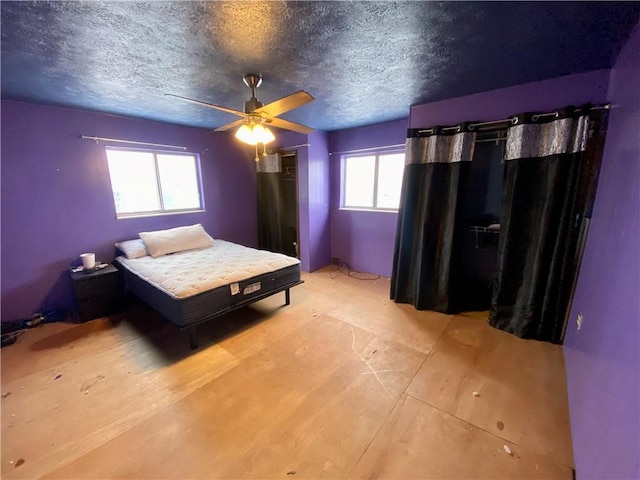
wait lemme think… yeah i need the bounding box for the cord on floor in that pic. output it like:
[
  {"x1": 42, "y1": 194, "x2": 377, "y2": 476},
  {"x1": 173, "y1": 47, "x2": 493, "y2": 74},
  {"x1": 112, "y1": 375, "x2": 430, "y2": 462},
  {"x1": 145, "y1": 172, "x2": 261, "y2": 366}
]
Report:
[{"x1": 330, "y1": 260, "x2": 381, "y2": 281}]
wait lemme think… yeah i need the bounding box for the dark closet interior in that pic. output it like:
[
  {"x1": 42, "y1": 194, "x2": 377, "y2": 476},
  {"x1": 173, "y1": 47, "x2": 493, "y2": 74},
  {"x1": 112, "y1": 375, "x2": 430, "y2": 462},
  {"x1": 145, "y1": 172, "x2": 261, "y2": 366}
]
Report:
[
  {"x1": 257, "y1": 152, "x2": 299, "y2": 258},
  {"x1": 460, "y1": 132, "x2": 506, "y2": 311}
]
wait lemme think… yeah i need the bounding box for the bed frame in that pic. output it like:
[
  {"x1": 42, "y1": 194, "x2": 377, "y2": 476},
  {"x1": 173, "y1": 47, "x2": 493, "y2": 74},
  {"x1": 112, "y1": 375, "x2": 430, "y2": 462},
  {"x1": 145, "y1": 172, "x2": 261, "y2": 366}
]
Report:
[
  {"x1": 181, "y1": 279, "x2": 302, "y2": 349},
  {"x1": 115, "y1": 260, "x2": 302, "y2": 349}
]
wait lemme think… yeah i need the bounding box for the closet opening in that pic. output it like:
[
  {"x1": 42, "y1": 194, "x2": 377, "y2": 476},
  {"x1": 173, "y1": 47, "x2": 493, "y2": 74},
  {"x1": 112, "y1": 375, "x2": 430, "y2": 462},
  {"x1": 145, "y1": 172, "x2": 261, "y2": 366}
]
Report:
[
  {"x1": 459, "y1": 130, "x2": 506, "y2": 312},
  {"x1": 257, "y1": 151, "x2": 299, "y2": 259},
  {"x1": 392, "y1": 105, "x2": 609, "y2": 343},
  {"x1": 456, "y1": 111, "x2": 607, "y2": 336}
]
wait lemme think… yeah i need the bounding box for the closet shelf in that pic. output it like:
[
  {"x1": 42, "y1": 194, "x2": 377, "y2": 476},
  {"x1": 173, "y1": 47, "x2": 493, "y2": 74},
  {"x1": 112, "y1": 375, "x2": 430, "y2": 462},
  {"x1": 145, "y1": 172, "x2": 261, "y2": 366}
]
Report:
[{"x1": 469, "y1": 226, "x2": 500, "y2": 234}]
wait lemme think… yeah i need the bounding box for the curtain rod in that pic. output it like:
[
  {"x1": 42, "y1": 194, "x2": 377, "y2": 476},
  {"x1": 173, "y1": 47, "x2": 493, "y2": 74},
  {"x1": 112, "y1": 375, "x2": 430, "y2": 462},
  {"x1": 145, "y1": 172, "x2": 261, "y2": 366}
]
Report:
[
  {"x1": 417, "y1": 103, "x2": 611, "y2": 134},
  {"x1": 81, "y1": 135, "x2": 187, "y2": 150},
  {"x1": 329, "y1": 143, "x2": 406, "y2": 156},
  {"x1": 279, "y1": 143, "x2": 310, "y2": 150},
  {"x1": 266, "y1": 143, "x2": 310, "y2": 155}
]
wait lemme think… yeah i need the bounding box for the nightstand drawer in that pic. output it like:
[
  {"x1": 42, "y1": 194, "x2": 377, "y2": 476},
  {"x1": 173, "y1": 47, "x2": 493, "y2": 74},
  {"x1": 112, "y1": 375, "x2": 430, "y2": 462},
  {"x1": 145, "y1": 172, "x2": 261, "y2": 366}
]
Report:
[
  {"x1": 74, "y1": 273, "x2": 118, "y2": 299},
  {"x1": 78, "y1": 294, "x2": 118, "y2": 321}
]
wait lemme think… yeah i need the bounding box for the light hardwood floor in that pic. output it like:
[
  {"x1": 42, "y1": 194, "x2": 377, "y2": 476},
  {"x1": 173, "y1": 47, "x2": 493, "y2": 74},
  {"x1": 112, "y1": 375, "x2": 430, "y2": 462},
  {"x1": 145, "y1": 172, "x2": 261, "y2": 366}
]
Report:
[{"x1": 1, "y1": 267, "x2": 574, "y2": 479}]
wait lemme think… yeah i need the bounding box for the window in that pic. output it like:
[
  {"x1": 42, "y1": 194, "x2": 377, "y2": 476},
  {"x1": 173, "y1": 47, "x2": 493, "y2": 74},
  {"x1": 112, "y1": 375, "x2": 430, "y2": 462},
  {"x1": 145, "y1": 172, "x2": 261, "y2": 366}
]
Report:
[
  {"x1": 342, "y1": 151, "x2": 405, "y2": 210},
  {"x1": 105, "y1": 147, "x2": 203, "y2": 218}
]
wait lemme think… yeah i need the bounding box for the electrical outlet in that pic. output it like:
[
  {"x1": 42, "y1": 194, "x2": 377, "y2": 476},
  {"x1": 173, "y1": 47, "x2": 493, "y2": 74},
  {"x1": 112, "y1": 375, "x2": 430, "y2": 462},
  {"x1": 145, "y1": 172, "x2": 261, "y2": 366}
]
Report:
[{"x1": 576, "y1": 313, "x2": 583, "y2": 331}]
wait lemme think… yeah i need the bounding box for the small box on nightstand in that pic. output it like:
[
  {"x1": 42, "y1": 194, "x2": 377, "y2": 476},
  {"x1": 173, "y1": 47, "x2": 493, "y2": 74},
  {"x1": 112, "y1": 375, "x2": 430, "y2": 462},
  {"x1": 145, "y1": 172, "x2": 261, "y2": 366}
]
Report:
[{"x1": 70, "y1": 264, "x2": 121, "y2": 321}]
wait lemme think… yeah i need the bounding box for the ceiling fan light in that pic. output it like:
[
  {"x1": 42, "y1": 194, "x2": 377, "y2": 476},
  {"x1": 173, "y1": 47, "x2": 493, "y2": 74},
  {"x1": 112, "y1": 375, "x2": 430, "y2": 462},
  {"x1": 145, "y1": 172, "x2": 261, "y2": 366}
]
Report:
[
  {"x1": 253, "y1": 124, "x2": 275, "y2": 144},
  {"x1": 235, "y1": 124, "x2": 257, "y2": 145},
  {"x1": 263, "y1": 126, "x2": 276, "y2": 144}
]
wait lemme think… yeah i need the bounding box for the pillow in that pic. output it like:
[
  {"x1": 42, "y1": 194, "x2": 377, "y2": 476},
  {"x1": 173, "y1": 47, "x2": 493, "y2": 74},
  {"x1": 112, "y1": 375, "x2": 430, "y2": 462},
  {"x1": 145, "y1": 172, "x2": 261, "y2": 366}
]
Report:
[
  {"x1": 115, "y1": 239, "x2": 149, "y2": 259},
  {"x1": 139, "y1": 224, "x2": 214, "y2": 258}
]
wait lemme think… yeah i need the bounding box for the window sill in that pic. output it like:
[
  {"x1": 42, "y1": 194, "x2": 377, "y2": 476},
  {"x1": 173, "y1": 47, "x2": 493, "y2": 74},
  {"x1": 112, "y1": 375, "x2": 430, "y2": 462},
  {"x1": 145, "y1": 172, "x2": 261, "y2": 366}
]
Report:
[
  {"x1": 116, "y1": 209, "x2": 206, "y2": 220},
  {"x1": 339, "y1": 207, "x2": 398, "y2": 213}
]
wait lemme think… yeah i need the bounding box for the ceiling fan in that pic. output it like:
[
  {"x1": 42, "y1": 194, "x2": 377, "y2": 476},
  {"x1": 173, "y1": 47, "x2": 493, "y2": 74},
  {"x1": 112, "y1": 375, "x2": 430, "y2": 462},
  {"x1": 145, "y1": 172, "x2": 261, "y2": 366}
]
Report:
[{"x1": 166, "y1": 74, "x2": 314, "y2": 159}]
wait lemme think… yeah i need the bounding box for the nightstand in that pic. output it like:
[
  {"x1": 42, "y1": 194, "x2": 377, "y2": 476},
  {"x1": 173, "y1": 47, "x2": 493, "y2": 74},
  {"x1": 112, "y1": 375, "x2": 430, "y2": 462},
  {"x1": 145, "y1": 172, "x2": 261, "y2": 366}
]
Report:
[{"x1": 70, "y1": 264, "x2": 121, "y2": 321}]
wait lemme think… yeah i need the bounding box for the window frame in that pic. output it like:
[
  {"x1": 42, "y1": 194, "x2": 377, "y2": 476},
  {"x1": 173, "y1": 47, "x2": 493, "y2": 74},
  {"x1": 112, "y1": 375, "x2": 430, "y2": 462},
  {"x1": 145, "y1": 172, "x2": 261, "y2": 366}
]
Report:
[
  {"x1": 105, "y1": 146, "x2": 205, "y2": 219},
  {"x1": 340, "y1": 149, "x2": 405, "y2": 212}
]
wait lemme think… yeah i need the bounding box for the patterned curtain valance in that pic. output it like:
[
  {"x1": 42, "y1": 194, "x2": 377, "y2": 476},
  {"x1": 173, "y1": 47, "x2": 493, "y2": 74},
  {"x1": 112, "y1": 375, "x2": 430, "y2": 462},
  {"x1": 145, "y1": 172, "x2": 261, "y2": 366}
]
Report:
[
  {"x1": 505, "y1": 106, "x2": 591, "y2": 161},
  {"x1": 405, "y1": 123, "x2": 476, "y2": 165}
]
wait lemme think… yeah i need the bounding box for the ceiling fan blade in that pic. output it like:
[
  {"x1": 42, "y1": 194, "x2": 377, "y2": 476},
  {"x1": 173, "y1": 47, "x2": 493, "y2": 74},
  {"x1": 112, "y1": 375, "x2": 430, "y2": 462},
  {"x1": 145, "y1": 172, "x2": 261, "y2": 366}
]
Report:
[
  {"x1": 214, "y1": 119, "x2": 247, "y2": 132},
  {"x1": 254, "y1": 91, "x2": 314, "y2": 118},
  {"x1": 267, "y1": 117, "x2": 314, "y2": 135},
  {"x1": 165, "y1": 94, "x2": 247, "y2": 118}
]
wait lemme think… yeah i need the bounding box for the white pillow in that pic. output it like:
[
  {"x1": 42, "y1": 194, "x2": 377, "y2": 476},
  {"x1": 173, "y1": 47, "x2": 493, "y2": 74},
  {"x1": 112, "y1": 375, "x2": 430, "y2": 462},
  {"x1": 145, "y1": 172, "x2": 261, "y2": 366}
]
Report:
[
  {"x1": 115, "y1": 239, "x2": 149, "y2": 259},
  {"x1": 139, "y1": 224, "x2": 214, "y2": 258}
]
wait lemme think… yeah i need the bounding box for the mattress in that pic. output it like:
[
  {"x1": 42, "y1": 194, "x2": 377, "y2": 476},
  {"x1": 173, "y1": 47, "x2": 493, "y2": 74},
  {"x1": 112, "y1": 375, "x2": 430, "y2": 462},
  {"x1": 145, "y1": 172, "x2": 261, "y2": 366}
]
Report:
[{"x1": 115, "y1": 240, "x2": 301, "y2": 327}]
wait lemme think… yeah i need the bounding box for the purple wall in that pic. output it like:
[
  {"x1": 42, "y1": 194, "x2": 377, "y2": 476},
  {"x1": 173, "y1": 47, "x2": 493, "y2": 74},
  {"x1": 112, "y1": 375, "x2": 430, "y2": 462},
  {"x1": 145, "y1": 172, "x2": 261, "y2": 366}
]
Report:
[
  {"x1": 328, "y1": 119, "x2": 408, "y2": 277},
  {"x1": 1, "y1": 101, "x2": 257, "y2": 322},
  {"x1": 563, "y1": 24, "x2": 640, "y2": 480},
  {"x1": 409, "y1": 69, "x2": 610, "y2": 127},
  {"x1": 306, "y1": 131, "x2": 331, "y2": 271}
]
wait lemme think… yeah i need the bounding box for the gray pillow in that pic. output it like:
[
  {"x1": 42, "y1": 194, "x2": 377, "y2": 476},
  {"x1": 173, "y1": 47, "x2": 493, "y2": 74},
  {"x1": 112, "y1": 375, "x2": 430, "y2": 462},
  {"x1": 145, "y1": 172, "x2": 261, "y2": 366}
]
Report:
[{"x1": 115, "y1": 239, "x2": 149, "y2": 259}]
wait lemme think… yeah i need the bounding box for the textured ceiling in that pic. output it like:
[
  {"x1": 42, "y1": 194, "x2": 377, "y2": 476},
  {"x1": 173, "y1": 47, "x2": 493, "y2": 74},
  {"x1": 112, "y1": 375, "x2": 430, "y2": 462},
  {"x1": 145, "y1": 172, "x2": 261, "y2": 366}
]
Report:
[{"x1": 2, "y1": 1, "x2": 639, "y2": 132}]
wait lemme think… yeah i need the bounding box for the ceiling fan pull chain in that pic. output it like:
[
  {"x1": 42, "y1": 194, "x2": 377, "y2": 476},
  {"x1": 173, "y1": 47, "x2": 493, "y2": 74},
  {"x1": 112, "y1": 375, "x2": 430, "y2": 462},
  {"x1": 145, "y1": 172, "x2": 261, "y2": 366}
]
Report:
[{"x1": 255, "y1": 144, "x2": 259, "y2": 162}]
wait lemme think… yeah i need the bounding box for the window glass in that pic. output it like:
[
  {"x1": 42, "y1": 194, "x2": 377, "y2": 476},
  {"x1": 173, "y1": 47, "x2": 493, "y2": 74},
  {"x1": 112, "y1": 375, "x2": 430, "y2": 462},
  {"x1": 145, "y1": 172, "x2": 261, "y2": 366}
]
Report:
[
  {"x1": 342, "y1": 151, "x2": 405, "y2": 210},
  {"x1": 106, "y1": 150, "x2": 160, "y2": 214},
  {"x1": 344, "y1": 155, "x2": 376, "y2": 208},
  {"x1": 105, "y1": 148, "x2": 203, "y2": 218},
  {"x1": 376, "y1": 153, "x2": 405, "y2": 209},
  {"x1": 157, "y1": 154, "x2": 201, "y2": 210}
]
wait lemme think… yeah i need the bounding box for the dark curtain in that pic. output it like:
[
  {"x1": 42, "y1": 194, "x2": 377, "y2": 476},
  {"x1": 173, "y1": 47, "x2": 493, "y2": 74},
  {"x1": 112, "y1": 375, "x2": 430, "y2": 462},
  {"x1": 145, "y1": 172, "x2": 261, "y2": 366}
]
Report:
[
  {"x1": 489, "y1": 107, "x2": 591, "y2": 343},
  {"x1": 391, "y1": 124, "x2": 476, "y2": 313},
  {"x1": 257, "y1": 153, "x2": 288, "y2": 255},
  {"x1": 257, "y1": 173, "x2": 285, "y2": 253}
]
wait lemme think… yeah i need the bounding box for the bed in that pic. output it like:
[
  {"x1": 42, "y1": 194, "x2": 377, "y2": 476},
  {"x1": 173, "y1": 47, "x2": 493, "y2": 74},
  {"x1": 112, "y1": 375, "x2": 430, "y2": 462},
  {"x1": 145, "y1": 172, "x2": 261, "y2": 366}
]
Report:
[{"x1": 115, "y1": 238, "x2": 302, "y2": 349}]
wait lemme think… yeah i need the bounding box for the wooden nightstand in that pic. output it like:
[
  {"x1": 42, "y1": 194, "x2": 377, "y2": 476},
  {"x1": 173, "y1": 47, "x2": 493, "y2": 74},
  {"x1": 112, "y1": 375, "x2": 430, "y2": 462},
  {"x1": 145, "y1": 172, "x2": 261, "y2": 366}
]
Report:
[{"x1": 70, "y1": 264, "x2": 121, "y2": 321}]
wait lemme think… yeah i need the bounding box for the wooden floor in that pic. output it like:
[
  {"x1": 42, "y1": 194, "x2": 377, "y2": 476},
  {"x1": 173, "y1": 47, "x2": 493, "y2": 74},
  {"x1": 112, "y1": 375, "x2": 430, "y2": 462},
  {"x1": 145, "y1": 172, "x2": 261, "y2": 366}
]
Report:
[{"x1": 1, "y1": 267, "x2": 574, "y2": 479}]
